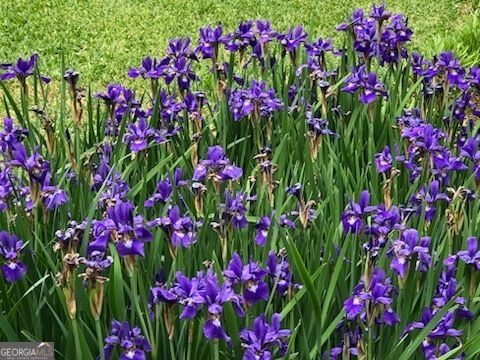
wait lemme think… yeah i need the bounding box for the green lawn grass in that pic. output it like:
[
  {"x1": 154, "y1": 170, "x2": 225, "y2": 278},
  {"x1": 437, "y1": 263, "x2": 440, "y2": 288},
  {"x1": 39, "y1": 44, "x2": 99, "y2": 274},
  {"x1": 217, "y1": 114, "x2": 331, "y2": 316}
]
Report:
[{"x1": 0, "y1": 0, "x2": 465, "y2": 87}]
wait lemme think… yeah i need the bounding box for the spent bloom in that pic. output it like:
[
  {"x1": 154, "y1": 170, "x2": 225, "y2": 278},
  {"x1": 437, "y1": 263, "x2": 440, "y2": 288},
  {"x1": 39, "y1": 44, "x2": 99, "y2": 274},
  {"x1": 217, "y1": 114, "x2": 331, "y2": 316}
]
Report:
[{"x1": 0, "y1": 231, "x2": 26, "y2": 283}]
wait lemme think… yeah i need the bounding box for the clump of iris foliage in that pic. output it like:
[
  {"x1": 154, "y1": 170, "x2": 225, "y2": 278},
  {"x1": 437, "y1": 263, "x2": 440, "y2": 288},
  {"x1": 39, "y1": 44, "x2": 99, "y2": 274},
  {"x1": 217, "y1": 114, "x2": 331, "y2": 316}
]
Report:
[{"x1": 0, "y1": 3, "x2": 480, "y2": 360}]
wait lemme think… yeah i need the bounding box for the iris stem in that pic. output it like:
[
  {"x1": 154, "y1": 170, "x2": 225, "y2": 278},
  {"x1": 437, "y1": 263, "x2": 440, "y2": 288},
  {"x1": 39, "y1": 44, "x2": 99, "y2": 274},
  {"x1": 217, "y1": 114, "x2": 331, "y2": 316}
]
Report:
[
  {"x1": 130, "y1": 271, "x2": 152, "y2": 349},
  {"x1": 214, "y1": 339, "x2": 220, "y2": 360},
  {"x1": 71, "y1": 318, "x2": 82, "y2": 360},
  {"x1": 169, "y1": 338, "x2": 176, "y2": 359},
  {"x1": 95, "y1": 319, "x2": 105, "y2": 360}
]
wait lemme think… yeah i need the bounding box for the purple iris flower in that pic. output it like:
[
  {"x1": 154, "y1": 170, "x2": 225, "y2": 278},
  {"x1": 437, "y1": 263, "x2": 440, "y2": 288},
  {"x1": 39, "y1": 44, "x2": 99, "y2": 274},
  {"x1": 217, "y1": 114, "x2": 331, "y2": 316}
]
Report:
[
  {"x1": 277, "y1": 26, "x2": 308, "y2": 53},
  {"x1": 254, "y1": 216, "x2": 271, "y2": 246},
  {"x1": 240, "y1": 313, "x2": 291, "y2": 360},
  {"x1": 343, "y1": 267, "x2": 399, "y2": 325},
  {"x1": 0, "y1": 118, "x2": 28, "y2": 152},
  {"x1": 123, "y1": 117, "x2": 165, "y2": 153},
  {"x1": 144, "y1": 178, "x2": 173, "y2": 207},
  {"x1": 220, "y1": 191, "x2": 254, "y2": 230},
  {"x1": 306, "y1": 111, "x2": 337, "y2": 138},
  {"x1": 266, "y1": 251, "x2": 297, "y2": 296},
  {"x1": 10, "y1": 144, "x2": 50, "y2": 185},
  {"x1": 224, "y1": 20, "x2": 256, "y2": 53},
  {"x1": 279, "y1": 214, "x2": 296, "y2": 229},
  {"x1": 255, "y1": 20, "x2": 276, "y2": 45},
  {"x1": 389, "y1": 229, "x2": 431, "y2": 278},
  {"x1": 457, "y1": 237, "x2": 480, "y2": 270},
  {"x1": 79, "y1": 251, "x2": 113, "y2": 287},
  {"x1": 228, "y1": 80, "x2": 283, "y2": 121},
  {"x1": 460, "y1": 137, "x2": 480, "y2": 181},
  {"x1": 104, "y1": 320, "x2": 151, "y2": 360},
  {"x1": 224, "y1": 253, "x2": 269, "y2": 304},
  {"x1": 0, "y1": 54, "x2": 38, "y2": 81},
  {"x1": 196, "y1": 25, "x2": 230, "y2": 60},
  {"x1": 341, "y1": 190, "x2": 376, "y2": 234},
  {"x1": 201, "y1": 273, "x2": 244, "y2": 345},
  {"x1": 370, "y1": 3, "x2": 391, "y2": 22},
  {"x1": 172, "y1": 271, "x2": 206, "y2": 319},
  {"x1": 128, "y1": 56, "x2": 169, "y2": 79},
  {"x1": 95, "y1": 83, "x2": 127, "y2": 105},
  {"x1": 379, "y1": 14, "x2": 412, "y2": 64},
  {"x1": 54, "y1": 219, "x2": 88, "y2": 252},
  {"x1": 0, "y1": 231, "x2": 26, "y2": 283},
  {"x1": 410, "y1": 180, "x2": 450, "y2": 222},
  {"x1": 102, "y1": 200, "x2": 152, "y2": 257},
  {"x1": 435, "y1": 52, "x2": 467, "y2": 89},
  {"x1": 0, "y1": 168, "x2": 14, "y2": 212},
  {"x1": 167, "y1": 36, "x2": 197, "y2": 60},
  {"x1": 342, "y1": 65, "x2": 387, "y2": 104},
  {"x1": 41, "y1": 180, "x2": 68, "y2": 210},
  {"x1": 149, "y1": 271, "x2": 205, "y2": 319},
  {"x1": 149, "y1": 205, "x2": 198, "y2": 248},
  {"x1": 164, "y1": 56, "x2": 198, "y2": 91},
  {"x1": 375, "y1": 145, "x2": 393, "y2": 173},
  {"x1": 193, "y1": 145, "x2": 243, "y2": 183}
]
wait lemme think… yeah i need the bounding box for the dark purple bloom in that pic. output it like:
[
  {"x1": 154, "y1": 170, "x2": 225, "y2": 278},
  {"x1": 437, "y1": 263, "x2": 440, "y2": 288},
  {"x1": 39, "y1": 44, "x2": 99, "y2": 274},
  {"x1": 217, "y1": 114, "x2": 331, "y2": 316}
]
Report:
[
  {"x1": 104, "y1": 320, "x2": 151, "y2": 360},
  {"x1": 343, "y1": 267, "x2": 399, "y2": 325},
  {"x1": 266, "y1": 251, "x2": 297, "y2": 296},
  {"x1": 375, "y1": 145, "x2": 393, "y2": 173},
  {"x1": 457, "y1": 237, "x2": 480, "y2": 270},
  {"x1": 144, "y1": 178, "x2": 173, "y2": 208},
  {"x1": 164, "y1": 56, "x2": 198, "y2": 91},
  {"x1": 277, "y1": 26, "x2": 308, "y2": 53},
  {"x1": 435, "y1": 52, "x2": 467, "y2": 89},
  {"x1": 201, "y1": 273, "x2": 244, "y2": 345},
  {"x1": 306, "y1": 111, "x2": 337, "y2": 138},
  {"x1": 102, "y1": 200, "x2": 152, "y2": 257},
  {"x1": 167, "y1": 37, "x2": 197, "y2": 60},
  {"x1": 228, "y1": 80, "x2": 283, "y2": 121},
  {"x1": 124, "y1": 117, "x2": 165, "y2": 153},
  {"x1": 10, "y1": 144, "x2": 50, "y2": 185},
  {"x1": 254, "y1": 216, "x2": 271, "y2": 246},
  {"x1": 240, "y1": 313, "x2": 291, "y2": 360},
  {"x1": 196, "y1": 25, "x2": 230, "y2": 60},
  {"x1": 128, "y1": 56, "x2": 168, "y2": 79},
  {"x1": 149, "y1": 205, "x2": 198, "y2": 248},
  {"x1": 342, "y1": 66, "x2": 387, "y2": 104},
  {"x1": 410, "y1": 180, "x2": 450, "y2": 222},
  {"x1": 224, "y1": 253, "x2": 269, "y2": 304},
  {"x1": 42, "y1": 183, "x2": 68, "y2": 210},
  {"x1": 0, "y1": 118, "x2": 29, "y2": 153},
  {"x1": 0, "y1": 231, "x2": 26, "y2": 283},
  {"x1": 389, "y1": 228, "x2": 431, "y2": 278},
  {"x1": 342, "y1": 190, "x2": 376, "y2": 234},
  {"x1": 0, "y1": 54, "x2": 38, "y2": 81},
  {"x1": 193, "y1": 145, "x2": 243, "y2": 183}
]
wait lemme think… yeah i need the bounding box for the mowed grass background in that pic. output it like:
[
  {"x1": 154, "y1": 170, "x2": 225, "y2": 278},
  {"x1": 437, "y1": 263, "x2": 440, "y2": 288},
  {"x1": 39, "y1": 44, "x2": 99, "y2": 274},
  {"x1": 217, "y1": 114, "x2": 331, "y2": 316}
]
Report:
[{"x1": 0, "y1": 0, "x2": 469, "y2": 87}]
